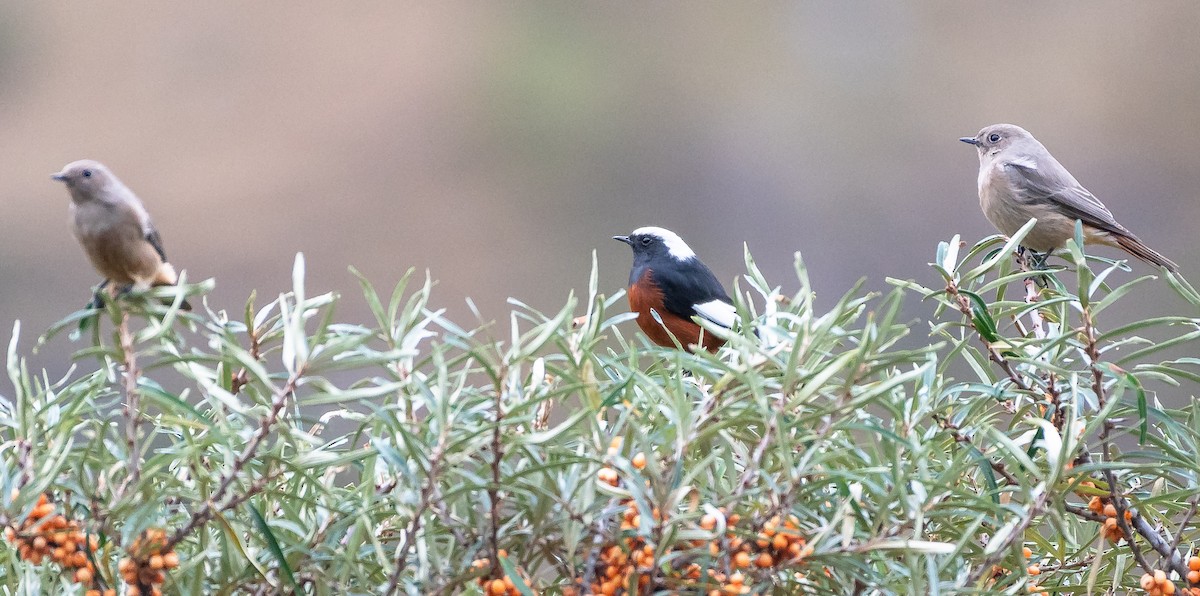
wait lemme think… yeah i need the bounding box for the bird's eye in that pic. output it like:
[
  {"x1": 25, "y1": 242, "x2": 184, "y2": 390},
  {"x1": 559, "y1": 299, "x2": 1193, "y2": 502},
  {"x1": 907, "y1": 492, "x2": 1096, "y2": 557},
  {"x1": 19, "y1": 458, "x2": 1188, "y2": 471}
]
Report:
[
  {"x1": 82, "y1": 170, "x2": 92, "y2": 178},
  {"x1": 640, "y1": 237, "x2": 652, "y2": 246},
  {"x1": 988, "y1": 133, "x2": 1001, "y2": 143}
]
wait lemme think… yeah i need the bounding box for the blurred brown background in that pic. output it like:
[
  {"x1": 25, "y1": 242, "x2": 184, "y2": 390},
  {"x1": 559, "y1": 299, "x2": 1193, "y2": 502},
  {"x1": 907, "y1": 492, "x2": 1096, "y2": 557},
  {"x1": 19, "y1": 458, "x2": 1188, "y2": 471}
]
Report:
[{"x1": 2, "y1": 3, "x2": 1198, "y2": 375}]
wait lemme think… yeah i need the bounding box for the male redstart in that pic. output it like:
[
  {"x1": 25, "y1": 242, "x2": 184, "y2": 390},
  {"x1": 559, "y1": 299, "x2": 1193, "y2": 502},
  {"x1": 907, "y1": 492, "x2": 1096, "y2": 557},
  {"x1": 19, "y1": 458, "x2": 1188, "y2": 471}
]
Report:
[
  {"x1": 961, "y1": 124, "x2": 1177, "y2": 271},
  {"x1": 614, "y1": 227, "x2": 736, "y2": 352},
  {"x1": 52, "y1": 160, "x2": 192, "y2": 310}
]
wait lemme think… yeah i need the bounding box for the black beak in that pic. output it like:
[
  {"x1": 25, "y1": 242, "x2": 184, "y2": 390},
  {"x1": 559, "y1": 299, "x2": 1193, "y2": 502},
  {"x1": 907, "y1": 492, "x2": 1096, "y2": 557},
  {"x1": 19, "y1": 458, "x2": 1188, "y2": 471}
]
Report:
[
  {"x1": 51, "y1": 173, "x2": 68, "y2": 182},
  {"x1": 959, "y1": 137, "x2": 980, "y2": 146},
  {"x1": 612, "y1": 235, "x2": 631, "y2": 245}
]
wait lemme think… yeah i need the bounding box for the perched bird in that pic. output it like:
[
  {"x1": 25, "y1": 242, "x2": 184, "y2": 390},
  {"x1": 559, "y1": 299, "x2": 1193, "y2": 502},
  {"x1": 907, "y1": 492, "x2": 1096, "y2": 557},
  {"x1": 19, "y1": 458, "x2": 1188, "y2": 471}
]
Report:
[
  {"x1": 961, "y1": 124, "x2": 1177, "y2": 271},
  {"x1": 52, "y1": 160, "x2": 192, "y2": 310},
  {"x1": 614, "y1": 227, "x2": 736, "y2": 352}
]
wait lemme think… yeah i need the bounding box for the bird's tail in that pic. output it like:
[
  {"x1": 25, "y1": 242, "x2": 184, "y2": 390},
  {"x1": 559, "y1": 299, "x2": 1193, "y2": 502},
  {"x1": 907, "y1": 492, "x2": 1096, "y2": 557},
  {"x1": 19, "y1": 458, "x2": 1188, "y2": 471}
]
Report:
[{"x1": 1115, "y1": 234, "x2": 1179, "y2": 272}]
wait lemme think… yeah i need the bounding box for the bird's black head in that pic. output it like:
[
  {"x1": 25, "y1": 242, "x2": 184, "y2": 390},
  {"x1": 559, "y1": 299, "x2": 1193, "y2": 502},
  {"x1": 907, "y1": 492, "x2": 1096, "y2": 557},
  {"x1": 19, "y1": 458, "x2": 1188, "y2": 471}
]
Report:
[{"x1": 613, "y1": 226, "x2": 697, "y2": 264}]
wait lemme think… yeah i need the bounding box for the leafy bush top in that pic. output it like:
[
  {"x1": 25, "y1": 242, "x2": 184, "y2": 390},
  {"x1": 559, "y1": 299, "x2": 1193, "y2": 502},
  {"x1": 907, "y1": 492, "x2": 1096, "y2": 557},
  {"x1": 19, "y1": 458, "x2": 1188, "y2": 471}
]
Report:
[{"x1": 2, "y1": 226, "x2": 1199, "y2": 595}]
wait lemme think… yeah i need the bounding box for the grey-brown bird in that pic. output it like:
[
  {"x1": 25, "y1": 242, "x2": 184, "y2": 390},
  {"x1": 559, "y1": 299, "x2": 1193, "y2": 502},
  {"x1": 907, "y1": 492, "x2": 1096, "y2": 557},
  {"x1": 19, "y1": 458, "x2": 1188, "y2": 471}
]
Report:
[
  {"x1": 52, "y1": 160, "x2": 192, "y2": 310},
  {"x1": 961, "y1": 124, "x2": 1177, "y2": 271}
]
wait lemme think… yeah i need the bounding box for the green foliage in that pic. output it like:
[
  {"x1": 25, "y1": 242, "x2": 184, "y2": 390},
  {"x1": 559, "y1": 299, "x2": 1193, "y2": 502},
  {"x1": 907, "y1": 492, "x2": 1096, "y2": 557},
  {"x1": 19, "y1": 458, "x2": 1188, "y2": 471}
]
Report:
[{"x1": 0, "y1": 236, "x2": 1198, "y2": 595}]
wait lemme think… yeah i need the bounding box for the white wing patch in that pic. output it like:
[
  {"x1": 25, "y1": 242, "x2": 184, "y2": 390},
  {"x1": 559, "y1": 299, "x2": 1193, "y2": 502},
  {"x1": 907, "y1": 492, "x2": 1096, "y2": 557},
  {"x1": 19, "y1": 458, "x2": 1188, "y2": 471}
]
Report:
[
  {"x1": 631, "y1": 226, "x2": 696, "y2": 260},
  {"x1": 1005, "y1": 155, "x2": 1038, "y2": 170},
  {"x1": 693, "y1": 299, "x2": 737, "y2": 330}
]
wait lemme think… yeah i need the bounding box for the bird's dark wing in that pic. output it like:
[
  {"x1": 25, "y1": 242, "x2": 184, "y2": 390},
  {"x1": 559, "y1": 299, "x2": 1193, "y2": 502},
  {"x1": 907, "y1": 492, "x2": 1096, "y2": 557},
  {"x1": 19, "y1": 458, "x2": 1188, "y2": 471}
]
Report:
[
  {"x1": 145, "y1": 225, "x2": 169, "y2": 262},
  {"x1": 1004, "y1": 156, "x2": 1131, "y2": 237},
  {"x1": 651, "y1": 260, "x2": 734, "y2": 326}
]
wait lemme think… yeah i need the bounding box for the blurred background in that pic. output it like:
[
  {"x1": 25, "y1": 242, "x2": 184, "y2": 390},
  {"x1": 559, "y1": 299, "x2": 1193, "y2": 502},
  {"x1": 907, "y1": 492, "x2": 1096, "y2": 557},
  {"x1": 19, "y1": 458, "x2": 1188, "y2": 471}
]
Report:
[{"x1": 1, "y1": 3, "x2": 1198, "y2": 376}]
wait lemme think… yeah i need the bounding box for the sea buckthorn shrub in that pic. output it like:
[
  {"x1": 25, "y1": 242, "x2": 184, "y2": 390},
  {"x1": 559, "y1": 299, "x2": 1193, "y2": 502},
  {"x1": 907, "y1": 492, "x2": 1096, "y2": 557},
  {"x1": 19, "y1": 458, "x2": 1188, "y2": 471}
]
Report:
[{"x1": 0, "y1": 227, "x2": 1198, "y2": 594}]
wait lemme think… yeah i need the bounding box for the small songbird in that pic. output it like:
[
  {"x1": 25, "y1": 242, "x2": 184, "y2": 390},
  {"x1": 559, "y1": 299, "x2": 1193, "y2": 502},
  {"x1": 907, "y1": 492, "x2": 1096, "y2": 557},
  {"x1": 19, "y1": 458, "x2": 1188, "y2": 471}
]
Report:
[
  {"x1": 961, "y1": 124, "x2": 1177, "y2": 271},
  {"x1": 52, "y1": 160, "x2": 192, "y2": 310},
  {"x1": 613, "y1": 227, "x2": 736, "y2": 352}
]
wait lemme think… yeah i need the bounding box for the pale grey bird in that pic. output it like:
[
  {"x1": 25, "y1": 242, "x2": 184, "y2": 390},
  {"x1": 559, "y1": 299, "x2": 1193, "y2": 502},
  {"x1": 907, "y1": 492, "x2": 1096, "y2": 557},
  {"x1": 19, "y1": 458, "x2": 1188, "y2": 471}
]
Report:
[
  {"x1": 960, "y1": 124, "x2": 1177, "y2": 271},
  {"x1": 52, "y1": 160, "x2": 191, "y2": 309}
]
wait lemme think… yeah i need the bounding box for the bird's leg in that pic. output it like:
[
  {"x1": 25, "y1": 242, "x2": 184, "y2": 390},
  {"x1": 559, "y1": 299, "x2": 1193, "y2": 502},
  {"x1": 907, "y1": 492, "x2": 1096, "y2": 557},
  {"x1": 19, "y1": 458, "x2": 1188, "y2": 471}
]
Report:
[
  {"x1": 87, "y1": 279, "x2": 111, "y2": 309},
  {"x1": 1030, "y1": 251, "x2": 1051, "y2": 270},
  {"x1": 1027, "y1": 251, "x2": 1052, "y2": 288}
]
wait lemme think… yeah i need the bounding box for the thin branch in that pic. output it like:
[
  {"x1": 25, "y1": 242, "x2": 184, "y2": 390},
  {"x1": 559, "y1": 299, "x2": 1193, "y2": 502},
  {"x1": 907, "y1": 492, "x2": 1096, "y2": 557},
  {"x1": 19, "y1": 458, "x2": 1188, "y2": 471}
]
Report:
[
  {"x1": 937, "y1": 416, "x2": 1021, "y2": 487},
  {"x1": 162, "y1": 368, "x2": 302, "y2": 553},
  {"x1": 487, "y1": 372, "x2": 506, "y2": 581},
  {"x1": 117, "y1": 312, "x2": 143, "y2": 493},
  {"x1": 1168, "y1": 495, "x2": 1200, "y2": 557},
  {"x1": 964, "y1": 486, "x2": 1052, "y2": 586},
  {"x1": 382, "y1": 423, "x2": 449, "y2": 594}
]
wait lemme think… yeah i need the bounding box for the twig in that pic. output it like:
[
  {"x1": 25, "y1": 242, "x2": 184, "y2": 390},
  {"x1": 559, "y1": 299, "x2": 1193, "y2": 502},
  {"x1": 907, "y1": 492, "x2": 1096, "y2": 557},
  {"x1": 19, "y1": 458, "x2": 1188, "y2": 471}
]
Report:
[
  {"x1": 1081, "y1": 305, "x2": 1185, "y2": 579},
  {"x1": 1168, "y1": 495, "x2": 1200, "y2": 557},
  {"x1": 946, "y1": 283, "x2": 1033, "y2": 395},
  {"x1": 937, "y1": 416, "x2": 1020, "y2": 487},
  {"x1": 117, "y1": 312, "x2": 143, "y2": 493},
  {"x1": 964, "y1": 486, "x2": 1052, "y2": 586},
  {"x1": 230, "y1": 322, "x2": 263, "y2": 396},
  {"x1": 162, "y1": 368, "x2": 302, "y2": 553},
  {"x1": 382, "y1": 423, "x2": 449, "y2": 594},
  {"x1": 486, "y1": 372, "x2": 506, "y2": 580}
]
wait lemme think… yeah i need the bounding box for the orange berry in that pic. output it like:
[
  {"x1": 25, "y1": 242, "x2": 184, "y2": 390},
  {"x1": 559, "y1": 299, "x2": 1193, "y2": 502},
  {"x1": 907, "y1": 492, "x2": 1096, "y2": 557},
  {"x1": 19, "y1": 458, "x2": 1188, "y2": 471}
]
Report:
[
  {"x1": 1027, "y1": 564, "x2": 1040, "y2": 576},
  {"x1": 772, "y1": 534, "x2": 788, "y2": 551},
  {"x1": 488, "y1": 579, "x2": 507, "y2": 596},
  {"x1": 32, "y1": 536, "x2": 46, "y2": 550},
  {"x1": 700, "y1": 514, "x2": 716, "y2": 531},
  {"x1": 1188, "y1": 570, "x2": 1200, "y2": 585},
  {"x1": 1022, "y1": 546, "x2": 1032, "y2": 558},
  {"x1": 1103, "y1": 503, "x2": 1117, "y2": 518},
  {"x1": 729, "y1": 571, "x2": 745, "y2": 585},
  {"x1": 1191, "y1": 556, "x2": 1200, "y2": 572},
  {"x1": 756, "y1": 552, "x2": 774, "y2": 568},
  {"x1": 733, "y1": 551, "x2": 751, "y2": 568},
  {"x1": 1088, "y1": 497, "x2": 1103, "y2": 513},
  {"x1": 1158, "y1": 570, "x2": 1169, "y2": 583},
  {"x1": 632, "y1": 452, "x2": 647, "y2": 469},
  {"x1": 149, "y1": 554, "x2": 164, "y2": 570},
  {"x1": 75, "y1": 567, "x2": 93, "y2": 583},
  {"x1": 86, "y1": 591, "x2": 100, "y2": 596}
]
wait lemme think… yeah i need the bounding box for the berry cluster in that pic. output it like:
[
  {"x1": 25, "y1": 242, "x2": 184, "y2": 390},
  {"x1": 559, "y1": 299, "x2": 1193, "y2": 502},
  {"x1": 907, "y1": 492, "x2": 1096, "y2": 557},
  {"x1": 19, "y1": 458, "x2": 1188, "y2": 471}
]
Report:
[
  {"x1": 2, "y1": 492, "x2": 109, "y2": 595},
  {"x1": 1140, "y1": 570, "x2": 1178, "y2": 595},
  {"x1": 1022, "y1": 546, "x2": 1048, "y2": 596},
  {"x1": 583, "y1": 499, "x2": 665, "y2": 595},
  {"x1": 1086, "y1": 495, "x2": 1131, "y2": 542},
  {"x1": 1139, "y1": 556, "x2": 1200, "y2": 596},
  {"x1": 471, "y1": 550, "x2": 535, "y2": 595},
  {"x1": 117, "y1": 528, "x2": 180, "y2": 596},
  {"x1": 590, "y1": 445, "x2": 816, "y2": 594}
]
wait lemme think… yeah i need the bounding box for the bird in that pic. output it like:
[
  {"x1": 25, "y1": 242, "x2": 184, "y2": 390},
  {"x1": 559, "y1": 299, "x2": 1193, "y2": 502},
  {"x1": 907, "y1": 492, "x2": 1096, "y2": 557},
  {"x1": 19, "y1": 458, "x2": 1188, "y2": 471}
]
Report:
[
  {"x1": 613, "y1": 227, "x2": 736, "y2": 352},
  {"x1": 960, "y1": 124, "x2": 1177, "y2": 271},
  {"x1": 51, "y1": 160, "x2": 192, "y2": 310}
]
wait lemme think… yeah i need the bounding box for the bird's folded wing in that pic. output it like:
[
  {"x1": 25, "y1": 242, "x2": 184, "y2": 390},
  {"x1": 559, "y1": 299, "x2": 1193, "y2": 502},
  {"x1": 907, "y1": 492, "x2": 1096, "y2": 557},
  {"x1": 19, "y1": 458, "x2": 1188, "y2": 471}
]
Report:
[
  {"x1": 144, "y1": 225, "x2": 169, "y2": 262},
  {"x1": 692, "y1": 299, "x2": 737, "y2": 330},
  {"x1": 1004, "y1": 159, "x2": 1130, "y2": 236}
]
